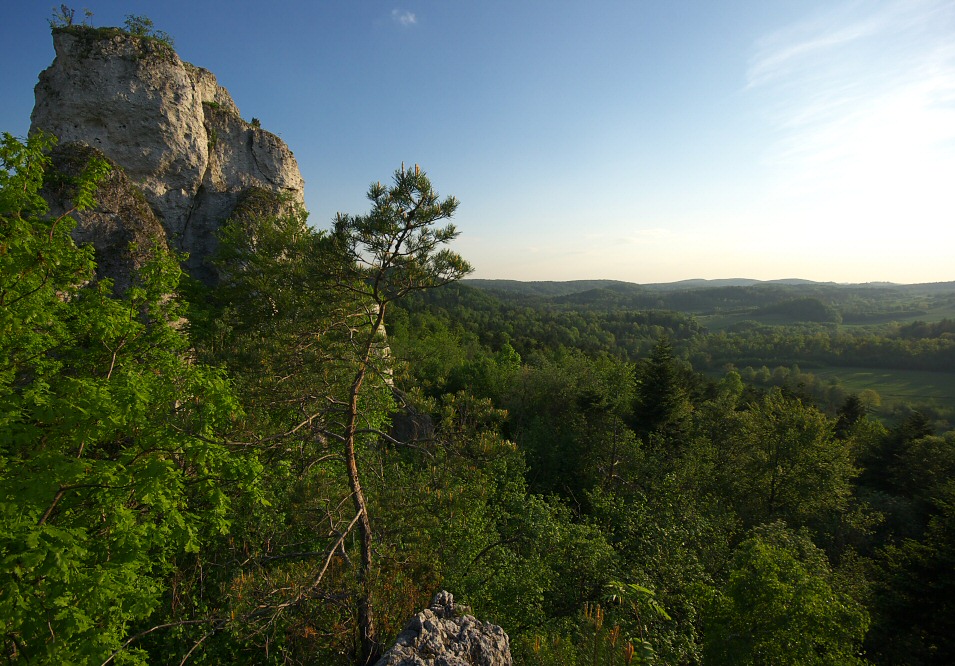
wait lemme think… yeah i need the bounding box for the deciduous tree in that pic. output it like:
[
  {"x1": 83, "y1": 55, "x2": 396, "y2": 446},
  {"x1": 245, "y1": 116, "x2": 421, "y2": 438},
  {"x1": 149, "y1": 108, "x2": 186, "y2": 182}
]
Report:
[
  {"x1": 704, "y1": 522, "x2": 869, "y2": 665},
  {"x1": 1, "y1": 132, "x2": 256, "y2": 663}
]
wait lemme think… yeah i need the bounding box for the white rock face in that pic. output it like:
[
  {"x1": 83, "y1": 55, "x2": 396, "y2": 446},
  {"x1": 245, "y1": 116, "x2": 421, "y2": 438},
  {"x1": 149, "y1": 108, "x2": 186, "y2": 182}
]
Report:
[
  {"x1": 31, "y1": 28, "x2": 305, "y2": 281},
  {"x1": 375, "y1": 592, "x2": 512, "y2": 666}
]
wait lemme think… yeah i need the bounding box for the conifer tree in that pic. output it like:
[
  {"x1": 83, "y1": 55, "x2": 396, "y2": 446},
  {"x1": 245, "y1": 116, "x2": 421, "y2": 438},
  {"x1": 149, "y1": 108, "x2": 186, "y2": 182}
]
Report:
[
  {"x1": 632, "y1": 337, "x2": 692, "y2": 444},
  {"x1": 331, "y1": 164, "x2": 472, "y2": 663}
]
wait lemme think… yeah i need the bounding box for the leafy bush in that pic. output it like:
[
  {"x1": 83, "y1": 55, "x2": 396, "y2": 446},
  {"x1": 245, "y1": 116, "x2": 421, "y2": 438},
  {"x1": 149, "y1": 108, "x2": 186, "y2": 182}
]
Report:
[{"x1": 123, "y1": 14, "x2": 175, "y2": 48}]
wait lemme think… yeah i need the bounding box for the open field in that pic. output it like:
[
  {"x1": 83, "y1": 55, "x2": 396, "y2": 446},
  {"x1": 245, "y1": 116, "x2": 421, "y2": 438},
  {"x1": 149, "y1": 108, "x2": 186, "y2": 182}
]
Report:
[{"x1": 810, "y1": 367, "x2": 955, "y2": 405}]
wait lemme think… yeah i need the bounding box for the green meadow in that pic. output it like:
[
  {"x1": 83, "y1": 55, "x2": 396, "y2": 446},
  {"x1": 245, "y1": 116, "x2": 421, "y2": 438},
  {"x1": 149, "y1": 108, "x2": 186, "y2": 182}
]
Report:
[{"x1": 811, "y1": 366, "x2": 955, "y2": 404}]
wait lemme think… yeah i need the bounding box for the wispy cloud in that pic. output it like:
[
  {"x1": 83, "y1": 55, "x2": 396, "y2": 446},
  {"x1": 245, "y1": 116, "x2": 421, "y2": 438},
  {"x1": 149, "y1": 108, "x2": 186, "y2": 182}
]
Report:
[
  {"x1": 748, "y1": 0, "x2": 955, "y2": 226},
  {"x1": 391, "y1": 9, "x2": 417, "y2": 27},
  {"x1": 748, "y1": 13, "x2": 884, "y2": 89}
]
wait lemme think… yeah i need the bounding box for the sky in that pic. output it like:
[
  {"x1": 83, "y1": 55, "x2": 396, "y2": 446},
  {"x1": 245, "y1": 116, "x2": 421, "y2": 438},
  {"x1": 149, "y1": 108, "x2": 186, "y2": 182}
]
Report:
[{"x1": 2, "y1": 0, "x2": 954, "y2": 284}]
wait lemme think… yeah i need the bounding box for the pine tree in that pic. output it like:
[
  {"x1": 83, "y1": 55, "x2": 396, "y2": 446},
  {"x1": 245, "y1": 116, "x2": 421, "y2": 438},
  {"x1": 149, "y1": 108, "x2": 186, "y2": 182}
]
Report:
[
  {"x1": 331, "y1": 164, "x2": 471, "y2": 663},
  {"x1": 632, "y1": 337, "x2": 692, "y2": 445}
]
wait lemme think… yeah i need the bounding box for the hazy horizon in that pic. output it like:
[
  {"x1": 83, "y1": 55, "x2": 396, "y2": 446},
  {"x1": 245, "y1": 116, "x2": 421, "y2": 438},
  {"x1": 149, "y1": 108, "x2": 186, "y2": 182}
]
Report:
[
  {"x1": 462, "y1": 276, "x2": 955, "y2": 288},
  {"x1": 2, "y1": 1, "x2": 953, "y2": 284}
]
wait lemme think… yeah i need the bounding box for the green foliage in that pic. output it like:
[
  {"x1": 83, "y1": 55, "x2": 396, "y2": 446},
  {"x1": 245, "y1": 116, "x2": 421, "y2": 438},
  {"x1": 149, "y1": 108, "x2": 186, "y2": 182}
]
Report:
[
  {"x1": 48, "y1": 4, "x2": 75, "y2": 28},
  {"x1": 501, "y1": 350, "x2": 635, "y2": 498},
  {"x1": 869, "y1": 481, "x2": 955, "y2": 664},
  {"x1": 755, "y1": 296, "x2": 842, "y2": 323},
  {"x1": 704, "y1": 522, "x2": 870, "y2": 665},
  {"x1": 188, "y1": 203, "x2": 390, "y2": 660},
  {"x1": 184, "y1": 165, "x2": 476, "y2": 663},
  {"x1": 589, "y1": 481, "x2": 728, "y2": 664},
  {"x1": 4, "y1": 122, "x2": 954, "y2": 663},
  {"x1": 717, "y1": 388, "x2": 857, "y2": 530},
  {"x1": 397, "y1": 282, "x2": 701, "y2": 361},
  {"x1": 51, "y1": 11, "x2": 174, "y2": 52},
  {"x1": 0, "y1": 133, "x2": 256, "y2": 663},
  {"x1": 632, "y1": 337, "x2": 693, "y2": 443},
  {"x1": 123, "y1": 14, "x2": 175, "y2": 48},
  {"x1": 387, "y1": 273, "x2": 955, "y2": 664},
  {"x1": 332, "y1": 163, "x2": 472, "y2": 304},
  {"x1": 697, "y1": 322, "x2": 955, "y2": 376},
  {"x1": 386, "y1": 246, "x2": 955, "y2": 666},
  {"x1": 333, "y1": 164, "x2": 472, "y2": 661}
]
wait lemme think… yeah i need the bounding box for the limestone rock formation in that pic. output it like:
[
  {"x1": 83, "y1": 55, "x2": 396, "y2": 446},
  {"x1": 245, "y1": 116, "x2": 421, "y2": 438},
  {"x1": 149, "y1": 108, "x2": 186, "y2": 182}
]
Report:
[
  {"x1": 375, "y1": 592, "x2": 512, "y2": 666},
  {"x1": 30, "y1": 26, "x2": 305, "y2": 282}
]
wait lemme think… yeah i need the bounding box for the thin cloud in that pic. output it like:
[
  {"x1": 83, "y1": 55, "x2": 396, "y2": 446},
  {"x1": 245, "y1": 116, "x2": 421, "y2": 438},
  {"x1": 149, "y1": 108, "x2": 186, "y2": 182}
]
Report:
[
  {"x1": 391, "y1": 9, "x2": 417, "y2": 27},
  {"x1": 748, "y1": 0, "x2": 955, "y2": 213},
  {"x1": 746, "y1": 1, "x2": 945, "y2": 88},
  {"x1": 747, "y1": 18, "x2": 882, "y2": 89}
]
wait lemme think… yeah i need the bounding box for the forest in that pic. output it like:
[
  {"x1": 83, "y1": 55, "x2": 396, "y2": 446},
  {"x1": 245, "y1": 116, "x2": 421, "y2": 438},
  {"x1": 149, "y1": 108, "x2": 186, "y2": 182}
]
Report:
[{"x1": 3, "y1": 129, "x2": 955, "y2": 666}]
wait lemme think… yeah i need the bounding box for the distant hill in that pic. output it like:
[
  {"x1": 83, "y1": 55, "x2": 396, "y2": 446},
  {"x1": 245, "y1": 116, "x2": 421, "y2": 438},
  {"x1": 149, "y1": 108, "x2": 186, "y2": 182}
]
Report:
[
  {"x1": 642, "y1": 278, "x2": 761, "y2": 290},
  {"x1": 461, "y1": 279, "x2": 635, "y2": 298},
  {"x1": 463, "y1": 278, "x2": 814, "y2": 295},
  {"x1": 460, "y1": 278, "x2": 955, "y2": 321},
  {"x1": 463, "y1": 278, "x2": 952, "y2": 295},
  {"x1": 899, "y1": 281, "x2": 955, "y2": 294}
]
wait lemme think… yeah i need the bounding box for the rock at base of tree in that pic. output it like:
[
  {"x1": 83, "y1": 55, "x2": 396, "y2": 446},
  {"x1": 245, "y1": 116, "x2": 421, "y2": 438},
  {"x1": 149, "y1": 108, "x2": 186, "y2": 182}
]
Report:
[{"x1": 375, "y1": 592, "x2": 512, "y2": 666}]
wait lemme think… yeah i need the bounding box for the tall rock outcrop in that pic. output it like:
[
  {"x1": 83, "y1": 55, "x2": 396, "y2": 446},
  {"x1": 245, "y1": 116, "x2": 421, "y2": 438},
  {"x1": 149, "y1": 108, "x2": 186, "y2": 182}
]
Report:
[
  {"x1": 30, "y1": 26, "x2": 304, "y2": 282},
  {"x1": 375, "y1": 592, "x2": 512, "y2": 666}
]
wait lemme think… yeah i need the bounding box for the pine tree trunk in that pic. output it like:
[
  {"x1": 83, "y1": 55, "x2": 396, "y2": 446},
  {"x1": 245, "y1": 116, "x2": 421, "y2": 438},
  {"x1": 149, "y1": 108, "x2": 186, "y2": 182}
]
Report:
[{"x1": 344, "y1": 302, "x2": 388, "y2": 665}]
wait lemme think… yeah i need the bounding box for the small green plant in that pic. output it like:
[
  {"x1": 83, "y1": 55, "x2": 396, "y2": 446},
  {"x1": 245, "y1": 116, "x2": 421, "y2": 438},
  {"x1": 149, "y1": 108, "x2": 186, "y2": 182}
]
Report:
[
  {"x1": 123, "y1": 14, "x2": 152, "y2": 36},
  {"x1": 203, "y1": 100, "x2": 221, "y2": 110},
  {"x1": 250, "y1": 117, "x2": 261, "y2": 128},
  {"x1": 49, "y1": 4, "x2": 74, "y2": 27},
  {"x1": 49, "y1": 4, "x2": 92, "y2": 28},
  {"x1": 123, "y1": 14, "x2": 174, "y2": 48},
  {"x1": 207, "y1": 128, "x2": 219, "y2": 150}
]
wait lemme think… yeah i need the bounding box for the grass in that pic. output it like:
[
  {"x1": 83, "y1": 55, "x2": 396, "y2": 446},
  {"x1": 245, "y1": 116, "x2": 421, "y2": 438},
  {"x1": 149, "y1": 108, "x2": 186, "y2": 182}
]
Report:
[{"x1": 810, "y1": 366, "x2": 955, "y2": 404}]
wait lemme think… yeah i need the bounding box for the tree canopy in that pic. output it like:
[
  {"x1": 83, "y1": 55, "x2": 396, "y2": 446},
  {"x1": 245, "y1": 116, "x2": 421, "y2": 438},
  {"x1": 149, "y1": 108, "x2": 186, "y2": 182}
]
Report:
[{"x1": 3, "y1": 128, "x2": 954, "y2": 664}]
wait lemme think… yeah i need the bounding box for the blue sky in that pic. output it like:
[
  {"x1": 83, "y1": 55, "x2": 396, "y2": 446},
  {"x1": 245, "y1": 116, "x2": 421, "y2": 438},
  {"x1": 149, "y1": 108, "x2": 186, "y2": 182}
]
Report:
[{"x1": 2, "y1": 1, "x2": 954, "y2": 284}]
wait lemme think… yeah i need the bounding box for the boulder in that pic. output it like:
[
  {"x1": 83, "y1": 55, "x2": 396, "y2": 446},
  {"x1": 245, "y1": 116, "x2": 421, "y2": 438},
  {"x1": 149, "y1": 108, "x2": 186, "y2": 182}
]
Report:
[{"x1": 375, "y1": 592, "x2": 512, "y2": 666}]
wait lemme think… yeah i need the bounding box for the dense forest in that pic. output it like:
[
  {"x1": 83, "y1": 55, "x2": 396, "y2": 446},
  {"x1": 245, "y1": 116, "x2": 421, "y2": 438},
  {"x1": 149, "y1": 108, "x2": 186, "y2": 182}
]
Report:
[{"x1": 3, "y1": 126, "x2": 955, "y2": 666}]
